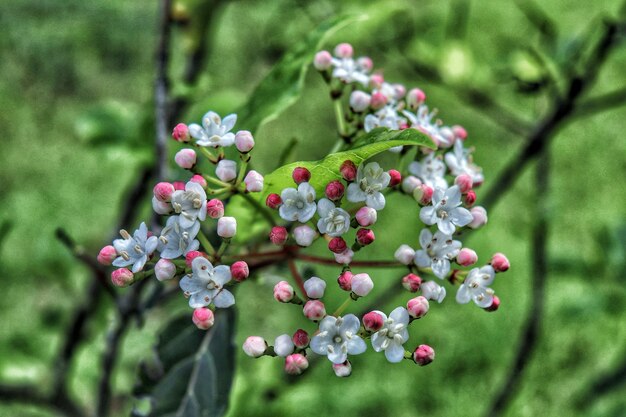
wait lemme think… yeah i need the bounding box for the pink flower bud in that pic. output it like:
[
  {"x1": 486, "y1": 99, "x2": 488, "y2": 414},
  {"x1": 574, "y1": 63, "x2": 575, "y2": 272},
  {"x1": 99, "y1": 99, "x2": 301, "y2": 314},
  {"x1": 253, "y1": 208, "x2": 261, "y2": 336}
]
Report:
[
  {"x1": 328, "y1": 237, "x2": 347, "y2": 254},
  {"x1": 355, "y1": 206, "x2": 377, "y2": 227},
  {"x1": 244, "y1": 170, "x2": 264, "y2": 192},
  {"x1": 351, "y1": 273, "x2": 373, "y2": 297},
  {"x1": 185, "y1": 251, "x2": 207, "y2": 268},
  {"x1": 370, "y1": 92, "x2": 388, "y2": 110},
  {"x1": 173, "y1": 181, "x2": 185, "y2": 191},
  {"x1": 452, "y1": 125, "x2": 467, "y2": 141},
  {"x1": 293, "y1": 225, "x2": 316, "y2": 247},
  {"x1": 332, "y1": 360, "x2": 352, "y2": 377},
  {"x1": 356, "y1": 228, "x2": 375, "y2": 246},
  {"x1": 284, "y1": 353, "x2": 309, "y2": 375},
  {"x1": 337, "y1": 271, "x2": 353, "y2": 291},
  {"x1": 357, "y1": 56, "x2": 373, "y2": 71},
  {"x1": 152, "y1": 196, "x2": 172, "y2": 215},
  {"x1": 217, "y1": 217, "x2": 237, "y2": 238},
  {"x1": 206, "y1": 199, "x2": 224, "y2": 219},
  {"x1": 407, "y1": 296, "x2": 429, "y2": 319},
  {"x1": 455, "y1": 174, "x2": 473, "y2": 194},
  {"x1": 363, "y1": 311, "x2": 384, "y2": 332},
  {"x1": 172, "y1": 123, "x2": 190, "y2": 142},
  {"x1": 413, "y1": 344, "x2": 435, "y2": 366},
  {"x1": 273, "y1": 281, "x2": 294, "y2": 303},
  {"x1": 464, "y1": 190, "x2": 477, "y2": 207},
  {"x1": 292, "y1": 167, "x2": 311, "y2": 184},
  {"x1": 269, "y1": 226, "x2": 288, "y2": 245},
  {"x1": 392, "y1": 83, "x2": 407, "y2": 99},
  {"x1": 414, "y1": 184, "x2": 433, "y2": 205},
  {"x1": 325, "y1": 180, "x2": 345, "y2": 201},
  {"x1": 189, "y1": 174, "x2": 207, "y2": 188},
  {"x1": 192, "y1": 307, "x2": 215, "y2": 330},
  {"x1": 369, "y1": 73, "x2": 384, "y2": 89},
  {"x1": 174, "y1": 149, "x2": 197, "y2": 169},
  {"x1": 215, "y1": 159, "x2": 237, "y2": 182},
  {"x1": 153, "y1": 182, "x2": 175, "y2": 202},
  {"x1": 155, "y1": 258, "x2": 176, "y2": 281},
  {"x1": 274, "y1": 334, "x2": 295, "y2": 357},
  {"x1": 407, "y1": 88, "x2": 426, "y2": 108},
  {"x1": 401, "y1": 175, "x2": 422, "y2": 194},
  {"x1": 97, "y1": 245, "x2": 117, "y2": 265},
  {"x1": 266, "y1": 193, "x2": 282, "y2": 209},
  {"x1": 303, "y1": 300, "x2": 326, "y2": 321},
  {"x1": 292, "y1": 329, "x2": 309, "y2": 349},
  {"x1": 243, "y1": 336, "x2": 267, "y2": 358},
  {"x1": 313, "y1": 50, "x2": 333, "y2": 71},
  {"x1": 334, "y1": 248, "x2": 354, "y2": 265},
  {"x1": 457, "y1": 248, "x2": 478, "y2": 267},
  {"x1": 491, "y1": 253, "x2": 510, "y2": 272},
  {"x1": 484, "y1": 295, "x2": 501, "y2": 312},
  {"x1": 402, "y1": 273, "x2": 422, "y2": 292},
  {"x1": 304, "y1": 276, "x2": 326, "y2": 299},
  {"x1": 468, "y1": 206, "x2": 488, "y2": 229},
  {"x1": 334, "y1": 42, "x2": 353, "y2": 58},
  {"x1": 350, "y1": 90, "x2": 371, "y2": 112},
  {"x1": 388, "y1": 169, "x2": 402, "y2": 187},
  {"x1": 230, "y1": 261, "x2": 249, "y2": 282},
  {"x1": 111, "y1": 268, "x2": 133, "y2": 287},
  {"x1": 235, "y1": 130, "x2": 255, "y2": 153},
  {"x1": 340, "y1": 160, "x2": 358, "y2": 182},
  {"x1": 394, "y1": 244, "x2": 416, "y2": 265}
]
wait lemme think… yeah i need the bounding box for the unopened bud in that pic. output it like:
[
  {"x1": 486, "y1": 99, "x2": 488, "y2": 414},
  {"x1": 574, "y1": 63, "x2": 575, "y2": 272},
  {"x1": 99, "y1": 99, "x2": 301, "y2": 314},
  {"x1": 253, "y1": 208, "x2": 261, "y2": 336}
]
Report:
[
  {"x1": 337, "y1": 271, "x2": 353, "y2": 291},
  {"x1": 303, "y1": 300, "x2": 326, "y2": 321},
  {"x1": 217, "y1": 216, "x2": 237, "y2": 238},
  {"x1": 185, "y1": 251, "x2": 207, "y2": 268},
  {"x1": 215, "y1": 160, "x2": 237, "y2": 182},
  {"x1": 491, "y1": 253, "x2": 510, "y2": 272},
  {"x1": 273, "y1": 281, "x2": 294, "y2": 303},
  {"x1": 172, "y1": 123, "x2": 190, "y2": 142},
  {"x1": 357, "y1": 56, "x2": 373, "y2": 72},
  {"x1": 388, "y1": 169, "x2": 402, "y2": 187},
  {"x1": 266, "y1": 193, "x2": 282, "y2": 209},
  {"x1": 153, "y1": 182, "x2": 175, "y2": 202},
  {"x1": 340, "y1": 160, "x2": 358, "y2": 182},
  {"x1": 235, "y1": 130, "x2": 255, "y2": 153},
  {"x1": 334, "y1": 248, "x2": 354, "y2": 265},
  {"x1": 355, "y1": 206, "x2": 377, "y2": 227},
  {"x1": 413, "y1": 344, "x2": 435, "y2": 366},
  {"x1": 455, "y1": 174, "x2": 473, "y2": 194},
  {"x1": 406, "y1": 88, "x2": 426, "y2": 108},
  {"x1": 304, "y1": 276, "x2": 326, "y2": 299},
  {"x1": 173, "y1": 181, "x2": 185, "y2": 191},
  {"x1": 369, "y1": 73, "x2": 384, "y2": 89},
  {"x1": 452, "y1": 125, "x2": 467, "y2": 140},
  {"x1": 269, "y1": 226, "x2": 288, "y2": 245},
  {"x1": 355, "y1": 228, "x2": 375, "y2": 246},
  {"x1": 350, "y1": 90, "x2": 371, "y2": 112},
  {"x1": 413, "y1": 184, "x2": 434, "y2": 205},
  {"x1": 484, "y1": 295, "x2": 501, "y2": 312},
  {"x1": 189, "y1": 174, "x2": 207, "y2": 188},
  {"x1": 402, "y1": 273, "x2": 422, "y2": 292},
  {"x1": 230, "y1": 261, "x2": 249, "y2": 282},
  {"x1": 332, "y1": 360, "x2": 352, "y2": 377},
  {"x1": 328, "y1": 237, "x2": 347, "y2": 254},
  {"x1": 111, "y1": 268, "x2": 133, "y2": 287},
  {"x1": 468, "y1": 206, "x2": 488, "y2": 229},
  {"x1": 464, "y1": 190, "x2": 477, "y2": 206},
  {"x1": 293, "y1": 225, "x2": 316, "y2": 247},
  {"x1": 313, "y1": 50, "x2": 333, "y2": 71},
  {"x1": 192, "y1": 307, "x2": 215, "y2": 330},
  {"x1": 243, "y1": 336, "x2": 267, "y2": 358},
  {"x1": 97, "y1": 245, "x2": 117, "y2": 266},
  {"x1": 292, "y1": 167, "x2": 311, "y2": 184},
  {"x1": 174, "y1": 149, "x2": 197, "y2": 169},
  {"x1": 325, "y1": 180, "x2": 345, "y2": 201},
  {"x1": 285, "y1": 353, "x2": 309, "y2": 375},
  {"x1": 407, "y1": 296, "x2": 429, "y2": 319},
  {"x1": 351, "y1": 273, "x2": 373, "y2": 297},
  {"x1": 363, "y1": 311, "x2": 385, "y2": 332},
  {"x1": 370, "y1": 92, "x2": 388, "y2": 110},
  {"x1": 334, "y1": 42, "x2": 353, "y2": 58},
  {"x1": 401, "y1": 175, "x2": 422, "y2": 194},
  {"x1": 152, "y1": 196, "x2": 172, "y2": 215},
  {"x1": 206, "y1": 199, "x2": 224, "y2": 219},
  {"x1": 274, "y1": 334, "x2": 295, "y2": 357},
  {"x1": 292, "y1": 329, "x2": 310, "y2": 349},
  {"x1": 155, "y1": 258, "x2": 176, "y2": 281},
  {"x1": 457, "y1": 248, "x2": 478, "y2": 267},
  {"x1": 244, "y1": 170, "x2": 264, "y2": 192},
  {"x1": 394, "y1": 244, "x2": 416, "y2": 265}
]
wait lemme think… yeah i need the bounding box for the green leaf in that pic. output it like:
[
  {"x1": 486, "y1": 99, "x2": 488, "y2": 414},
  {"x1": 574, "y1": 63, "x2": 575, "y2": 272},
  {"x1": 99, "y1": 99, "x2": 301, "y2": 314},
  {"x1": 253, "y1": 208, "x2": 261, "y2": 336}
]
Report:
[
  {"x1": 236, "y1": 14, "x2": 366, "y2": 133},
  {"x1": 135, "y1": 309, "x2": 236, "y2": 417}
]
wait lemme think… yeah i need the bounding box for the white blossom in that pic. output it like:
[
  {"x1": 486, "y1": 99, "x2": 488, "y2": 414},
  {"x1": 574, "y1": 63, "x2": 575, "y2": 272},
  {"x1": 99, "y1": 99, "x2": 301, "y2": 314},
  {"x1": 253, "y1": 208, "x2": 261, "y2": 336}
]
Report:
[
  {"x1": 310, "y1": 314, "x2": 367, "y2": 364},
  {"x1": 316, "y1": 198, "x2": 350, "y2": 237},
  {"x1": 346, "y1": 162, "x2": 390, "y2": 210},
  {"x1": 171, "y1": 181, "x2": 207, "y2": 229},
  {"x1": 419, "y1": 185, "x2": 473, "y2": 235},
  {"x1": 179, "y1": 257, "x2": 234, "y2": 308},
  {"x1": 402, "y1": 105, "x2": 452, "y2": 147},
  {"x1": 371, "y1": 307, "x2": 410, "y2": 363},
  {"x1": 331, "y1": 57, "x2": 370, "y2": 86},
  {"x1": 421, "y1": 280, "x2": 447, "y2": 303},
  {"x1": 456, "y1": 265, "x2": 496, "y2": 308},
  {"x1": 414, "y1": 229, "x2": 461, "y2": 279},
  {"x1": 408, "y1": 153, "x2": 448, "y2": 190},
  {"x1": 188, "y1": 111, "x2": 236, "y2": 147},
  {"x1": 445, "y1": 139, "x2": 484, "y2": 185},
  {"x1": 279, "y1": 182, "x2": 317, "y2": 223},
  {"x1": 157, "y1": 215, "x2": 200, "y2": 259},
  {"x1": 112, "y1": 222, "x2": 158, "y2": 273},
  {"x1": 364, "y1": 105, "x2": 406, "y2": 133}
]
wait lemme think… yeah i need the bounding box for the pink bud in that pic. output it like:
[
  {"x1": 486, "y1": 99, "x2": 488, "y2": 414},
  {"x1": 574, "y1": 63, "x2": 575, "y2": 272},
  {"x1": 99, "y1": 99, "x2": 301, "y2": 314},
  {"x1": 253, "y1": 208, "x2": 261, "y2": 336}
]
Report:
[
  {"x1": 274, "y1": 334, "x2": 295, "y2": 357},
  {"x1": 453, "y1": 125, "x2": 467, "y2": 141},
  {"x1": 484, "y1": 295, "x2": 501, "y2": 312},
  {"x1": 355, "y1": 206, "x2": 377, "y2": 227},
  {"x1": 217, "y1": 216, "x2": 237, "y2": 238},
  {"x1": 284, "y1": 353, "x2": 309, "y2": 375},
  {"x1": 357, "y1": 56, "x2": 373, "y2": 71},
  {"x1": 111, "y1": 268, "x2": 133, "y2": 287},
  {"x1": 356, "y1": 228, "x2": 375, "y2": 246},
  {"x1": 274, "y1": 281, "x2": 295, "y2": 303},
  {"x1": 414, "y1": 184, "x2": 433, "y2": 205},
  {"x1": 172, "y1": 123, "x2": 190, "y2": 142},
  {"x1": 394, "y1": 244, "x2": 416, "y2": 265},
  {"x1": 97, "y1": 245, "x2": 117, "y2": 265},
  {"x1": 337, "y1": 271, "x2": 353, "y2": 291},
  {"x1": 340, "y1": 160, "x2": 358, "y2": 182},
  {"x1": 243, "y1": 336, "x2": 267, "y2": 358},
  {"x1": 174, "y1": 149, "x2": 197, "y2": 169},
  {"x1": 269, "y1": 226, "x2": 288, "y2": 245},
  {"x1": 266, "y1": 193, "x2": 282, "y2": 209},
  {"x1": 392, "y1": 83, "x2": 407, "y2": 99},
  {"x1": 235, "y1": 130, "x2": 255, "y2": 153},
  {"x1": 189, "y1": 174, "x2": 207, "y2": 188},
  {"x1": 293, "y1": 225, "x2": 316, "y2": 247},
  {"x1": 388, "y1": 170, "x2": 402, "y2": 187},
  {"x1": 304, "y1": 276, "x2": 326, "y2": 299},
  {"x1": 192, "y1": 307, "x2": 215, "y2": 330},
  {"x1": 407, "y1": 296, "x2": 429, "y2": 319},
  {"x1": 244, "y1": 170, "x2": 264, "y2": 192},
  {"x1": 406, "y1": 88, "x2": 426, "y2": 108},
  {"x1": 292, "y1": 167, "x2": 311, "y2": 184},
  {"x1": 215, "y1": 159, "x2": 237, "y2": 182},
  {"x1": 369, "y1": 73, "x2": 384, "y2": 89},
  {"x1": 230, "y1": 261, "x2": 249, "y2": 282},
  {"x1": 491, "y1": 253, "x2": 510, "y2": 272},
  {"x1": 363, "y1": 311, "x2": 384, "y2": 332},
  {"x1": 457, "y1": 248, "x2": 478, "y2": 267},
  {"x1": 313, "y1": 50, "x2": 333, "y2": 70},
  {"x1": 464, "y1": 190, "x2": 477, "y2": 207},
  {"x1": 328, "y1": 237, "x2": 347, "y2": 254},
  {"x1": 153, "y1": 182, "x2": 175, "y2": 202},
  {"x1": 152, "y1": 196, "x2": 172, "y2": 215},
  {"x1": 350, "y1": 90, "x2": 371, "y2": 112},
  {"x1": 173, "y1": 181, "x2": 185, "y2": 191},
  {"x1": 325, "y1": 180, "x2": 345, "y2": 201},
  {"x1": 455, "y1": 174, "x2": 473, "y2": 194},
  {"x1": 413, "y1": 344, "x2": 435, "y2": 366},
  {"x1": 468, "y1": 206, "x2": 488, "y2": 229},
  {"x1": 185, "y1": 251, "x2": 207, "y2": 268},
  {"x1": 206, "y1": 199, "x2": 224, "y2": 219},
  {"x1": 155, "y1": 258, "x2": 176, "y2": 281},
  {"x1": 303, "y1": 300, "x2": 326, "y2": 321},
  {"x1": 402, "y1": 273, "x2": 422, "y2": 292},
  {"x1": 292, "y1": 329, "x2": 310, "y2": 349},
  {"x1": 370, "y1": 91, "x2": 388, "y2": 110},
  {"x1": 351, "y1": 273, "x2": 373, "y2": 297},
  {"x1": 334, "y1": 248, "x2": 354, "y2": 265},
  {"x1": 334, "y1": 42, "x2": 353, "y2": 58},
  {"x1": 332, "y1": 360, "x2": 352, "y2": 377},
  {"x1": 401, "y1": 175, "x2": 422, "y2": 194}
]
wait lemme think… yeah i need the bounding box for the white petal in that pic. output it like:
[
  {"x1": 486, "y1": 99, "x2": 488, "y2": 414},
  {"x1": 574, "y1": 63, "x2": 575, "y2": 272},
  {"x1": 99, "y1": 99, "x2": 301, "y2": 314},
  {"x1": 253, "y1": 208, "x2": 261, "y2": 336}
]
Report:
[
  {"x1": 318, "y1": 316, "x2": 337, "y2": 333},
  {"x1": 384, "y1": 343, "x2": 405, "y2": 363},
  {"x1": 192, "y1": 257, "x2": 214, "y2": 273},
  {"x1": 179, "y1": 275, "x2": 203, "y2": 293},
  {"x1": 389, "y1": 307, "x2": 409, "y2": 326},
  {"x1": 346, "y1": 183, "x2": 367, "y2": 203},
  {"x1": 346, "y1": 337, "x2": 366, "y2": 355},
  {"x1": 414, "y1": 250, "x2": 431, "y2": 268},
  {"x1": 371, "y1": 332, "x2": 384, "y2": 352},
  {"x1": 450, "y1": 207, "x2": 473, "y2": 227},
  {"x1": 212, "y1": 265, "x2": 232, "y2": 286},
  {"x1": 310, "y1": 335, "x2": 329, "y2": 355},
  {"x1": 213, "y1": 289, "x2": 235, "y2": 308},
  {"x1": 189, "y1": 290, "x2": 212, "y2": 308},
  {"x1": 432, "y1": 187, "x2": 445, "y2": 204},
  {"x1": 298, "y1": 203, "x2": 317, "y2": 223},
  {"x1": 419, "y1": 228, "x2": 432, "y2": 249},
  {"x1": 222, "y1": 114, "x2": 237, "y2": 131},
  {"x1": 419, "y1": 206, "x2": 437, "y2": 225},
  {"x1": 366, "y1": 192, "x2": 386, "y2": 210},
  {"x1": 456, "y1": 284, "x2": 471, "y2": 304},
  {"x1": 145, "y1": 236, "x2": 158, "y2": 255},
  {"x1": 437, "y1": 218, "x2": 456, "y2": 235},
  {"x1": 339, "y1": 314, "x2": 361, "y2": 335},
  {"x1": 317, "y1": 198, "x2": 335, "y2": 218},
  {"x1": 327, "y1": 348, "x2": 348, "y2": 364},
  {"x1": 444, "y1": 185, "x2": 462, "y2": 207},
  {"x1": 431, "y1": 258, "x2": 450, "y2": 279}
]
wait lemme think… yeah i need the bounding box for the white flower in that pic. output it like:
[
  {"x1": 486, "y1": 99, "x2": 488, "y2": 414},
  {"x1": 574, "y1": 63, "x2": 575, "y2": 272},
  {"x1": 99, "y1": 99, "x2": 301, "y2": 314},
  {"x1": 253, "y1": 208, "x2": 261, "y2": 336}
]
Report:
[
  {"x1": 421, "y1": 281, "x2": 446, "y2": 303},
  {"x1": 179, "y1": 257, "x2": 234, "y2": 308},
  {"x1": 445, "y1": 139, "x2": 484, "y2": 185},
  {"x1": 346, "y1": 162, "x2": 391, "y2": 210},
  {"x1": 171, "y1": 181, "x2": 207, "y2": 229},
  {"x1": 188, "y1": 111, "x2": 236, "y2": 147},
  {"x1": 331, "y1": 57, "x2": 370, "y2": 86},
  {"x1": 408, "y1": 153, "x2": 448, "y2": 190},
  {"x1": 316, "y1": 198, "x2": 350, "y2": 237},
  {"x1": 419, "y1": 185, "x2": 473, "y2": 235},
  {"x1": 456, "y1": 265, "x2": 496, "y2": 308},
  {"x1": 402, "y1": 105, "x2": 452, "y2": 147},
  {"x1": 157, "y1": 215, "x2": 200, "y2": 259},
  {"x1": 371, "y1": 307, "x2": 410, "y2": 363},
  {"x1": 364, "y1": 106, "x2": 406, "y2": 133},
  {"x1": 112, "y1": 222, "x2": 158, "y2": 273},
  {"x1": 279, "y1": 182, "x2": 317, "y2": 222},
  {"x1": 304, "y1": 277, "x2": 326, "y2": 299},
  {"x1": 414, "y1": 229, "x2": 461, "y2": 279},
  {"x1": 310, "y1": 314, "x2": 367, "y2": 364}
]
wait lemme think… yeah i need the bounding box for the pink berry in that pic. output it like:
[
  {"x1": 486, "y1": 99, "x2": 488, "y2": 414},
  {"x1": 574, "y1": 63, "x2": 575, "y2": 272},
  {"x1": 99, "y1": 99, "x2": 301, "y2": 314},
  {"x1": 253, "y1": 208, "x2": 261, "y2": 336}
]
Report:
[
  {"x1": 292, "y1": 329, "x2": 309, "y2": 349},
  {"x1": 292, "y1": 167, "x2": 311, "y2": 184},
  {"x1": 394, "y1": 245, "x2": 416, "y2": 265},
  {"x1": 273, "y1": 281, "x2": 294, "y2": 303},
  {"x1": 469, "y1": 206, "x2": 488, "y2": 229},
  {"x1": 111, "y1": 268, "x2": 133, "y2": 287},
  {"x1": 491, "y1": 253, "x2": 510, "y2": 272},
  {"x1": 325, "y1": 180, "x2": 345, "y2": 201},
  {"x1": 401, "y1": 175, "x2": 422, "y2": 194},
  {"x1": 293, "y1": 225, "x2": 316, "y2": 247},
  {"x1": 407, "y1": 296, "x2": 429, "y2": 319},
  {"x1": 402, "y1": 273, "x2": 422, "y2": 292},
  {"x1": 356, "y1": 228, "x2": 375, "y2": 246},
  {"x1": 284, "y1": 353, "x2": 309, "y2": 375},
  {"x1": 230, "y1": 261, "x2": 249, "y2": 282},
  {"x1": 350, "y1": 90, "x2": 371, "y2": 112},
  {"x1": 363, "y1": 311, "x2": 384, "y2": 332},
  {"x1": 172, "y1": 123, "x2": 190, "y2": 142},
  {"x1": 337, "y1": 271, "x2": 353, "y2": 291},
  {"x1": 303, "y1": 300, "x2": 326, "y2": 321},
  {"x1": 217, "y1": 217, "x2": 237, "y2": 238},
  {"x1": 269, "y1": 226, "x2": 288, "y2": 245},
  {"x1": 174, "y1": 149, "x2": 197, "y2": 169},
  {"x1": 413, "y1": 344, "x2": 435, "y2": 366},
  {"x1": 266, "y1": 193, "x2": 282, "y2": 209},
  {"x1": 215, "y1": 160, "x2": 237, "y2": 182},
  {"x1": 206, "y1": 199, "x2": 224, "y2": 219},
  {"x1": 457, "y1": 248, "x2": 478, "y2": 267},
  {"x1": 97, "y1": 245, "x2": 117, "y2": 266},
  {"x1": 369, "y1": 73, "x2": 384, "y2": 89},
  {"x1": 334, "y1": 248, "x2": 354, "y2": 265},
  {"x1": 340, "y1": 160, "x2": 358, "y2": 182},
  {"x1": 357, "y1": 56, "x2": 373, "y2": 71},
  {"x1": 388, "y1": 169, "x2": 402, "y2": 187},
  {"x1": 328, "y1": 237, "x2": 347, "y2": 254},
  {"x1": 153, "y1": 182, "x2": 175, "y2": 203},
  {"x1": 192, "y1": 307, "x2": 215, "y2": 330},
  {"x1": 313, "y1": 50, "x2": 332, "y2": 70}
]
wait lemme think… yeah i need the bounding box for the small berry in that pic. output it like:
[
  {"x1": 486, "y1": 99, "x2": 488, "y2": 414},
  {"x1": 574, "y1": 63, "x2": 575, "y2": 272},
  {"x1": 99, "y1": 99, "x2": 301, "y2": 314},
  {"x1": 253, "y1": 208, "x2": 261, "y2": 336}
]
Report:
[
  {"x1": 303, "y1": 300, "x2": 326, "y2": 321},
  {"x1": 174, "y1": 149, "x2": 197, "y2": 169},
  {"x1": 273, "y1": 281, "x2": 295, "y2": 303},
  {"x1": 243, "y1": 336, "x2": 267, "y2": 358},
  {"x1": 351, "y1": 273, "x2": 373, "y2": 297},
  {"x1": 303, "y1": 276, "x2": 326, "y2": 299},
  {"x1": 155, "y1": 258, "x2": 176, "y2": 281},
  {"x1": 293, "y1": 225, "x2": 316, "y2": 247},
  {"x1": 457, "y1": 248, "x2": 478, "y2": 267},
  {"x1": 153, "y1": 182, "x2": 175, "y2": 203},
  {"x1": 284, "y1": 353, "x2": 309, "y2": 375},
  {"x1": 217, "y1": 217, "x2": 237, "y2": 238},
  {"x1": 337, "y1": 271, "x2": 353, "y2": 291},
  {"x1": 313, "y1": 50, "x2": 333, "y2": 71},
  {"x1": 334, "y1": 43, "x2": 353, "y2": 58},
  {"x1": 292, "y1": 329, "x2": 310, "y2": 349},
  {"x1": 388, "y1": 170, "x2": 402, "y2": 187},
  {"x1": 215, "y1": 160, "x2": 237, "y2": 182},
  {"x1": 235, "y1": 130, "x2": 255, "y2": 153},
  {"x1": 355, "y1": 228, "x2": 375, "y2": 246},
  {"x1": 206, "y1": 199, "x2": 224, "y2": 219}
]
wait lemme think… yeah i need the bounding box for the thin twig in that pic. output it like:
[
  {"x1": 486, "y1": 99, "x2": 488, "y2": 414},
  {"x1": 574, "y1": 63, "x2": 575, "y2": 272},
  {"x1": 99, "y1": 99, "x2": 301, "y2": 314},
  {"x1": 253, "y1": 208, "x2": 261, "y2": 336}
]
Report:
[
  {"x1": 573, "y1": 86, "x2": 626, "y2": 118},
  {"x1": 0, "y1": 384, "x2": 85, "y2": 417}
]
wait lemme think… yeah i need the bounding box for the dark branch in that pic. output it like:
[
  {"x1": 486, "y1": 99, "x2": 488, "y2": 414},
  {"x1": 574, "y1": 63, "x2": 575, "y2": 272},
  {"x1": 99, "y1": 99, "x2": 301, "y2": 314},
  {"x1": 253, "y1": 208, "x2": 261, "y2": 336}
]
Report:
[
  {"x1": 573, "y1": 87, "x2": 626, "y2": 118},
  {"x1": 0, "y1": 383, "x2": 85, "y2": 417},
  {"x1": 577, "y1": 353, "x2": 626, "y2": 406}
]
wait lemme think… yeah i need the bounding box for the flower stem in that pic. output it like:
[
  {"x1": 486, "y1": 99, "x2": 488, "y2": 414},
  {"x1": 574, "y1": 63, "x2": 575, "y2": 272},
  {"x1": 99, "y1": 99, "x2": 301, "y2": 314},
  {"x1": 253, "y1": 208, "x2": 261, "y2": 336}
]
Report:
[
  {"x1": 197, "y1": 230, "x2": 217, "y2": 257},
  {"x1": 332, "y1": 296, "x2": 353, "y2": 316},
  {"x1": 215, "y1": 239, "x2": 231, "y2": 261},
  {"x1": 203, "y1": 174, "x2": 232, "y2": 188},
  {"x1": 333, "y1": 99, "x2": 348, "y2": 140},
  {"x1": 198, "y1": 146, "x2": 218, "y2": 163},
  {"x1": 287, "y1": 258, "x2": 307, "y2": 299},
  {"x1": 234, "y1": 156, "x2": 250, "y2": 187}
]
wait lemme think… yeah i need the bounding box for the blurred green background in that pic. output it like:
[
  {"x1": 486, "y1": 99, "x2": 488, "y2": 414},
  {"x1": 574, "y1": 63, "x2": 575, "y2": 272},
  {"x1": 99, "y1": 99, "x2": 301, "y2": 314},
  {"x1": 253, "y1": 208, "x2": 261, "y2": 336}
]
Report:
[{"x1": 1, "y1": 0, "x2": 626, "y2": 416}]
